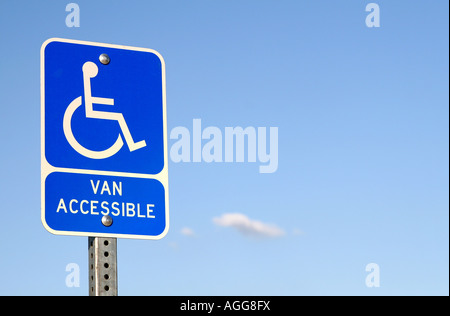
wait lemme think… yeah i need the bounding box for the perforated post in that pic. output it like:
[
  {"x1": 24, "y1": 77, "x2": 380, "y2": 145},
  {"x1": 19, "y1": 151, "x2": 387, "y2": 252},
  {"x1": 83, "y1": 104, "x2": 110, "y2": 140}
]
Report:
[{"x1": 88, "y1": 237, "x2": 118, "y2": 296}]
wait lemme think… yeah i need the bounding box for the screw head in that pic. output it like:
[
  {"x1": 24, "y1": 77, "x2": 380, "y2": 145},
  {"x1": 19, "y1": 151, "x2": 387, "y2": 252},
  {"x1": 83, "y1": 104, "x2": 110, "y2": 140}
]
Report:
[
  {"x1": 101, "y1": 215, "x2": 113, "y2": 227},
  {"x1": 99, "y1": 53, "x2": 110, "y2": 65}
]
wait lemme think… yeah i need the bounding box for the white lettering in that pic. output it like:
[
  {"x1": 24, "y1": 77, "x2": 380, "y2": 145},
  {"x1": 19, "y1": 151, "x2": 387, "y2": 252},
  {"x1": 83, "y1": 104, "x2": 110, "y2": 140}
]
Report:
[
  {"x1": 113, "y1": 181, "x2": 122, "y2": 196},
  {"x1": 126, "y1": 203, "x2": 135, "y2": 217},
  {"x1": 56, "y1": 199, "x2": 157, "y2": 219},
  {"x1": 90, "y1": 200, "x2": 99, "y2": 215},
  {"x1": 202, "y1": 126, "x2": 222, "y2": 162},
  {"x1": 168, "y1": 119, "x2": 279, "y2": 173},
  {"x1": 258, "y1": 127, "x2": 278, "y2": 173},
  {"x1": 147, "y1": 204, "x2": 155, "y2": 218},
  {"x1": 65, "y1": 263, "x2": 80, "y2": 288},
  {"x1": 100, "y1": 181, "x2": 111, "y2": 195},
  {"x1": 170, "y1": 126, "x2": 191, "y2": 162},
  {"x1": 225, "y1": 126, "x2": 256, "y2": 163},
  {"x1": 80, "y1": 200, "x2": 89, "y2": 214},
  {"x1": 56, "y1": 198, "x2": 67, "y2": 213},
  {"x1": 90, "y1": 180, "x2": 100, "y2": 194},
  {"x1": 100, "y1": 201, "x2": 109, "y2": 215},
  {"x1": 111, "y1": 202, "x2": 120, "y2": 216},
  {"x1": 366, "y1": 3, "x2": 380, "y2": 28},
  {"x1": 193, "y1": 118, "x2": 202, "y2": 162},
  {"x1": 65, "y1": 3, "x2": 80, "y2": 28},
  {"x1": 137, "y1": 204, "x2": 145, "y2": 218},
  {"x1": 366, "y1": 263, "x2": 381, "y2": 287},
  {"x1": 69, "y1": 199, "x2": 78, "y2": 214}
]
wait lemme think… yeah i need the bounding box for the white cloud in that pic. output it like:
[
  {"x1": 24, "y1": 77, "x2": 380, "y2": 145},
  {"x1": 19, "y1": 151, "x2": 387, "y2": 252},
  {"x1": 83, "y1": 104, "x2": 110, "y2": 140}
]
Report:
[
  {"x1": 180, "y1": 227, "x2": 195, "y2": 237},
  {"x1": 213, "y1": 213, "x2": 285, "y2": 238}
]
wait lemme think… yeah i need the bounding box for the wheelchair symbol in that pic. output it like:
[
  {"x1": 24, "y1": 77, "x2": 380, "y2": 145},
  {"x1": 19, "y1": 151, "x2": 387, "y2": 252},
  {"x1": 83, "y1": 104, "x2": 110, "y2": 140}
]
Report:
[{"x1": 63, "y1": 61, "x2": 146, "y2": 159}]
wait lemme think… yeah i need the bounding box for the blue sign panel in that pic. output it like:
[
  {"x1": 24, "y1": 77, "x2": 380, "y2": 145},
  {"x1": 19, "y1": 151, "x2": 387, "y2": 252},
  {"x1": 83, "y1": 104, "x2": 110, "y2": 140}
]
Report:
[{"x1": 41, "y1": 38, "x2": 169, "y2": 239}]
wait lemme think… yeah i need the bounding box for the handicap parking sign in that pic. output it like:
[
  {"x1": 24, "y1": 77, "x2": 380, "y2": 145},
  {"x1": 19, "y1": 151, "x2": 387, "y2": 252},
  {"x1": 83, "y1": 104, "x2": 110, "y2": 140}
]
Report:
[{"x1": 41, "y1": 38, "x2": 169, "y2": 240}]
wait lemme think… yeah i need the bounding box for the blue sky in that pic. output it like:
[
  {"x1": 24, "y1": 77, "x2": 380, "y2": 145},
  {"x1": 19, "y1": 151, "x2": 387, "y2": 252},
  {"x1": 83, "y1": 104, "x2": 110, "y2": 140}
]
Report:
[{"x1": 0, "y1": 0, "x2": 448, "y2": 295}]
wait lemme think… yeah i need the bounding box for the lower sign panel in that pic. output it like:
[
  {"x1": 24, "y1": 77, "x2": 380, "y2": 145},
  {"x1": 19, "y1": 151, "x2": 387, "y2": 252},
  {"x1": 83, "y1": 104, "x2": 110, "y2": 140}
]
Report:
[{"x1": 42, "y1": 172, "x2": 168, "y2": 239}]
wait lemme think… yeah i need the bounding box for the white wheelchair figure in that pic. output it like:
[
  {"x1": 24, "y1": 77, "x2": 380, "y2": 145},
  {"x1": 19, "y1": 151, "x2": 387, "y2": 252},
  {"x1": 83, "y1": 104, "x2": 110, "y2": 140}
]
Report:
[{"x1": 63, "y1": 61, "x2": 146, "y2": 159}]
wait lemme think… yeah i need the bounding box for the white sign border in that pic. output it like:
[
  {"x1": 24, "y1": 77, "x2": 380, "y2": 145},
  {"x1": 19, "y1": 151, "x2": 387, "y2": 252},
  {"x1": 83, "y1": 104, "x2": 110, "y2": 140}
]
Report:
[{"x1": 40, "y1": 38, "x2": 169, "y2": 240}]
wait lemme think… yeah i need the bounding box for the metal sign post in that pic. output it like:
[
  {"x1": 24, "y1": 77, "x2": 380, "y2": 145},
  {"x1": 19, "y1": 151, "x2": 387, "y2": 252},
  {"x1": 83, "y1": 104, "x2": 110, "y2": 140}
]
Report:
[{"x1": 89, "y1": 237, "x2": 118, "y2": 296}]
